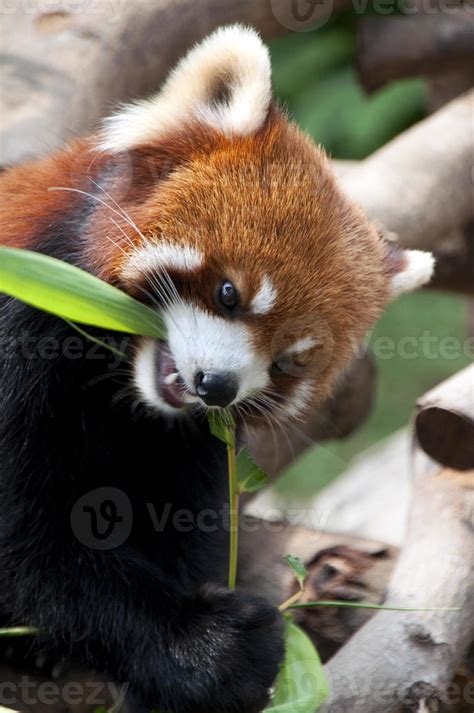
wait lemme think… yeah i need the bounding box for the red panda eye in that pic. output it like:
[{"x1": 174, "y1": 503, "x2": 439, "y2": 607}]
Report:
[
  {"x1": 271, "y1": 356, "x2": 294, "y2": 375},
  {"x1": 218, "y1": 281, "x2": 239, "y2": 311},
  {"x1": 272, "y1": 352, "x2": 310, "y2": 375}
]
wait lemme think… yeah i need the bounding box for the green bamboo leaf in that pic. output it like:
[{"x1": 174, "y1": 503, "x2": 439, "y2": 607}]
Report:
[
  {"x1": 265, "y1": 620, "x2": 329, "y2": 712},
  {"x1": 0, "y1": 627, "x2": 38, "y2": 637},
  {"x1": 0, "y1": 246, "x2": 164, "y2": 338},
  {"x1": 284, "y1": 555, "x2": 309, "y2": 591},
  {"x1": 237, "y1": 448, "x2": 269, "y2": 494},
  {"x1": 208, "y1": 412, "x2": 236, "y2": 447}
]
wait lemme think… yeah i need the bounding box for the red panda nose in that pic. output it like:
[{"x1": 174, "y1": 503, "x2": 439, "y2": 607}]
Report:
[{"x1": 194, "y1": 371, "x2": 238, "y2": 408}]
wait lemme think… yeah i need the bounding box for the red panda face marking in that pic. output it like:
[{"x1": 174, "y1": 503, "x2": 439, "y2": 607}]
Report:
[
  {"x1": 286, "y1": 337, "x2": 318, "y2": 356},
  {"x1": 169, "y1": 303, "x2": 268, "y2": 408},
  {"x1": 122, "y1": 242, "x2": 204, "y2": 284},
  {"x1": 284, "y1": 380, "x2": 314, "y2": 418},
  {"x1": 133, "y1": 303, "x2": 270, "y2": 417},
  {"x1": 250, "y1": 275, "x2": 277, "y2": 315}
]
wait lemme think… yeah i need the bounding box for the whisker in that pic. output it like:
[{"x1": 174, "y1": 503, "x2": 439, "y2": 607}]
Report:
[
  {"x1": 104, "y1": 234, "x2": 129, "y2": 257},
  {"x1": 108, "y1": 217, "x2": 141, "y2": 253},
  {"x1": 88, "y1": 177, "x2": 147, "y2": 244},
  {"x1": 49, "y1": 186, "x2": 136, "y2": 231}
]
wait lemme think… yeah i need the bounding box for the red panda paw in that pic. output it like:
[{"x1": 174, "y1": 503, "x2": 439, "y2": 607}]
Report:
[{"x1": 181, "y1": 584, "x2": 285, "y2": 713}]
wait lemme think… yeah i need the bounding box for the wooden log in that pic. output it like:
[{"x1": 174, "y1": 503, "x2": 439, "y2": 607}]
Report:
[
  {"x1": 339, "y1": 91, "x2": 474, "y2": 252},
  {"x1": 415, "y1": 364, "x2": 474, "y2": 471},
  {"x1": 397, "y1": 0, "x2": 474, "y2": 113},
  {"x1": 249, "y1": 429, "x2": 413, "y2": 547},
  {"x1": 242, "y1": 431, "x2": 409, "y2": 655},
  {"x1": 317, "y1": 364, "x2": 474, "y2": 713},
  {"x1": 336, "y1": 161, "x2": 474, "y2": 298},
  {"x1": 320, "y1": 450, "x2": 474, "y2": 712},
  {"x1": 428, "y1": 224, "x2": 474, "y2": 296},
  {"x1": 244, "y1": 368, "x2": 474, "y2": 711},
  {"x1": 356, "y1": 13, "x2": 474, "y2": 92},
  {"x1": 0, "y1": 0, "x2": 350, "y2": 167}
]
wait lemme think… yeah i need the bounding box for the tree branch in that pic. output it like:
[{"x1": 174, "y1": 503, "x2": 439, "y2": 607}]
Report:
[
  {"x1": 319, "y1": 369, "x2": 474, "y2": 713},
  {"x1": 339, "y1": 91, "x2": 474, "y2": 252},
  {"x1": 356, "y1": 13, "x2": 474, "y2": 92},
  {"x1": 415, "y1": 364, "x2": 474, "y2": 471},
  {"x1": 0, "y1": 0, "x2": 351, "y2": 166}
]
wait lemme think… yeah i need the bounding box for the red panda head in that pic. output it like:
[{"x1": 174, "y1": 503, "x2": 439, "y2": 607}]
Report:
[
  {"x1": 93, "y1": 25, "x2": 434, "y2": 422},
  {"x1": 4, "y1": 26, "x2": 434, "y2": 424}
]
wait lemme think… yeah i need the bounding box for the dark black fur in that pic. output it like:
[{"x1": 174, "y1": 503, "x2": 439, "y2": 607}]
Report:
[{"x1": 0, "y1": 228, "x2": 284, "y2": 711}]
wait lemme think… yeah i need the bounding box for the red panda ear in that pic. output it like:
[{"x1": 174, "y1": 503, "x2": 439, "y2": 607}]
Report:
[
  {"x1": 385, "y1": 241, "x2": 435, "y2": 299},
  {"x1": 99, "y1": 25, "x2": 272, "y2": 153}
]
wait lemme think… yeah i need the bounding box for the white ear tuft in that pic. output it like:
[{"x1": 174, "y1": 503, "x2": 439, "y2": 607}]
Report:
[
  {"x1": 389, "y1": 249, "x2": 435, "y2": 299},
  {"x1": 99, "y1": 25, "x2": 272, "y2": 153}
]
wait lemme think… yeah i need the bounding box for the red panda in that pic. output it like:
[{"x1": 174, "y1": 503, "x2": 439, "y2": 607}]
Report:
[{"x1": 0, "y1": 25, "x2": 434, "y2": 713}]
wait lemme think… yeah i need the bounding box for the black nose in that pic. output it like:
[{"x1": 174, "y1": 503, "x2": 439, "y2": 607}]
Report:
[{"x1": 194, "y1": 371, "x2": 238, "y2": 408}]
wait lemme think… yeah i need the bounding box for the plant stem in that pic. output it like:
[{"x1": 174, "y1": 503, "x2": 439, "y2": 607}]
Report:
[
  {"x1": 279, "y1": 589, "x2": 304, "y2": 612},
  {"x1": 287, "y1": 600, "x2": 460, "y2": 612},
  {"x1": 65, "y1": 320, "x2": 127, "y2": 359},
  {"x1": 227, "y1": 430, "x2": 239, "y2": 591}
]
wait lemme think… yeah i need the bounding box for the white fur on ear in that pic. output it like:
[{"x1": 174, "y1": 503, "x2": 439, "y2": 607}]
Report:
[
  {"x1": 99, "y1": 25, "x2": 272, "y2": 153},
  {"x1": 389, "y1": 249, "x2": 435, "y2": 298}
]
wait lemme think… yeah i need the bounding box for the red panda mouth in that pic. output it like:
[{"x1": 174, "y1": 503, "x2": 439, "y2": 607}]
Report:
[{"x1": 156, "y1": 341, "x2": 191, "y2": 410}]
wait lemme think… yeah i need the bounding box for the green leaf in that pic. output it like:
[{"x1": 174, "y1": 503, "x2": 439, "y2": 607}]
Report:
[
  {"x1": 0, "y1": 627, "x2": 38, "y2": 637},
  {"x1": 265, "y1": 620, "x2": 329, "y2": 712},
  {"x1": 284, "y1": 555, "x2": 309, "y2": 591},
  {"x1": 237, "y1": 448, "x2": 269, "y2": 494},
  {"x1": 0, "y1": 246, "x2": 165, "y2": 338},
  {"x1": 208, "y1": 412, "x2": 236, "y2": 447}
]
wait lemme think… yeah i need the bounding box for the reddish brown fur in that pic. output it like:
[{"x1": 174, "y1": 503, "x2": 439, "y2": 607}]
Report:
[
  {"x1": 1, "y1": 107, "x2": 393, "y2": 415},
  {"x1": 0, "y1": 142, "x2": 88, "y2": 250}
]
